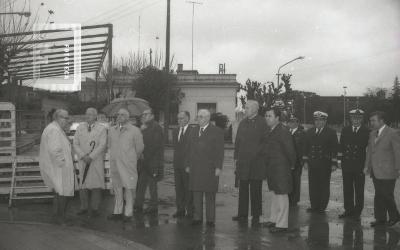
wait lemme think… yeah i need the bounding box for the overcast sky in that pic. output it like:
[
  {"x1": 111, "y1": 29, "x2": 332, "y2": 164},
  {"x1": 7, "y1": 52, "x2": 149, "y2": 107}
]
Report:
[{"x1": 28, "y1": 0, "x2": 400, "y2": 95}]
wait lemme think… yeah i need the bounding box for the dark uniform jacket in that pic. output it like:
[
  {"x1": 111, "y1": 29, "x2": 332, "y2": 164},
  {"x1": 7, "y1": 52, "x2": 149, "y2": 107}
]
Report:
[
  {"x1": 234, "y1": 116, "x2": 268, "y2": 180},
  {"x1": 263, "y1": 123, "x2": 296, "y2": 194},
  {"x1": 172, "y1": 125, "x2": 194, "y2": 169},
  {"x1": 292, "y1": 126, "x2": 306, "y2": 170},
  {"x1": 339, "y1": 125, "x2": 369, "y2": 172},
  {"x1": 188, "y1": 124, "x2": 224, "y2": 193},
  {"x1": 304, "y1": 126, "x2": 338, "y2": 166},
  {"x1": 141, "y1": 120, "x2": 164, "y2": 177}
]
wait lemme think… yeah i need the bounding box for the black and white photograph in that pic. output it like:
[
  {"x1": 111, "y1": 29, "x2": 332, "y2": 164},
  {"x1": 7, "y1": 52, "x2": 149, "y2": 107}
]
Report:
[{"x1": 0, "y1": 0, "x2": 400, "y2": 249}]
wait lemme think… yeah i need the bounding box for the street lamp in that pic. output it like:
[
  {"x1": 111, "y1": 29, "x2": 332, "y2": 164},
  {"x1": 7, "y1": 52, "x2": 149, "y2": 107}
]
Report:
[
  {"x1": 303, "y1": 94, "x2": 306, "y2": 124},
  {"x1": 343, "y1": 86, "x2": 347, "y2": 126},
  {"x1": 276, "y1": 56, "x2": 305, "y2": 86}
]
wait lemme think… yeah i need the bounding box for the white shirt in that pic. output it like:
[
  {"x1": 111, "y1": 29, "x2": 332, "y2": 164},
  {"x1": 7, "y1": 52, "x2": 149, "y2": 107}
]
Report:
[
  {"x1": 316, "y1": 127, "x2": 324, "y2": 135},
  {"x1": 352, "y1": 126, "x2": 360, "y2": 133},
  {"x1": 377, "y1": 125, "x2": 386, "y2": 137},
  {"x1": 199, "y1": 123, "x2": 209, "y2": 136},
  {"x1": 178, "y1": 124, "x2": 189, "y2": 141},
  {"x1": 290, "y1": 127, "x2": 298, "y2": 135}
]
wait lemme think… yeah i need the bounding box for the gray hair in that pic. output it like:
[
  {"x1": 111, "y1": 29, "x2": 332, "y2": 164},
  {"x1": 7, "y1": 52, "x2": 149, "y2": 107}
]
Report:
[
  {"x1": 86, "y1": 107, "x2": 98, "y2": 115},
  {"x1": 53, "y1": 109, "x2": 68, "y2": 120}
]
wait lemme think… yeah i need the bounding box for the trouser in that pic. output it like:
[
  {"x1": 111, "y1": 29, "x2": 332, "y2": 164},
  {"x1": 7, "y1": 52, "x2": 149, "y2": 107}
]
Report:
[
  {"x1": 53, "y1": 194, "x2": 69, "y2": 219},
  {"x1": 79, "y1": 188, "x2": 102, "y2": 211},
  {"x1": 289, "y1": 166, "x2": 302, "y2": 205},
  {"x1": 268, "y1": 192, "x2": 289, "y2": 228},
  {"x1": 342, "y1": 170, "x2": 365, "y2": 216},
  {"x1": 193, "y1": 192, "x2": 216, "y2": 222},
  {"x1": 174, "y1": 168, "x2": 193, "y2": 215},
  {"x1": 135, "y1": 171, "x2": 158, "y2": 209},
  {"x1": 237, "y1": 179, "x2": 262, "y2": 218},
  {"x1": 113, "y1": 187, "x2": 134, "y2": 216},
  {"x1": 372, "y1": 176, "x2": 400, "y2": 222},
  {"x1": 308, "y1": 164, "x2": 331, "y2": 211}
]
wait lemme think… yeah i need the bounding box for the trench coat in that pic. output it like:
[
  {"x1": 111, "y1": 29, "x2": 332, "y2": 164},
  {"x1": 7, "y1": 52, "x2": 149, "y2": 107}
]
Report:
[
  {"x1": 263, "y1": 123, "x2": 296, "y2": 194},
  {"x1": 108, "y1": 123, "x2": 144, "y2": 189},
  {"x1": 234, "y1": 116, "x2": 268, "y2": 180},
  {"x1": 141, "y1": 120, "x2": 164, "y2": 177},
  {"x1": 188, "y1": 124, "x2": 225, "y2": 193},
  {"x1": 73, "y1": 122, "x2": 107, "y2": 189},
  {"x1": 39, "y1": 121, "x2": 75, "y2": 196}
]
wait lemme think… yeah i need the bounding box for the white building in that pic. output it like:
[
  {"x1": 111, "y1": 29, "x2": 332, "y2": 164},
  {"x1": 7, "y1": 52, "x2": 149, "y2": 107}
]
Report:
[{"x1": 175, "y1": 64, "x2": 239, "y2": 123}]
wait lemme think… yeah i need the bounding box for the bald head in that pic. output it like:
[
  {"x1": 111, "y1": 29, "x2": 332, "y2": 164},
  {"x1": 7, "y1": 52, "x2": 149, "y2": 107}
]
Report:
[
  {"x1": 86, "y1": 107, "x2": 98, "y2": 124},
  {"x1": 116, "y1": 108, "x2": 130, "y2": 124},
  {"x1": 245, "y1": 100, "x2": 259, "y2": 118},
  {"x1": 53, "y1": 109, "x2": 70, "y2": 131},
  {"x1": 197, "y1": 109, "x2": 211, "y2": 127}
]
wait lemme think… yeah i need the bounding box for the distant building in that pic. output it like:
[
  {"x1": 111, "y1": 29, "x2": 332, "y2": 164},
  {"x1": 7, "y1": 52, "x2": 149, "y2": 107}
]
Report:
[{"x1": 175, "y1": 64, "x2": 239, "y2": 124}]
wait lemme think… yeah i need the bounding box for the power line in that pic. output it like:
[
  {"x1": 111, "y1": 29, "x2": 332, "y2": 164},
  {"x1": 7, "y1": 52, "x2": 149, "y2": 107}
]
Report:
[{"x1": 105, "y1": 0, "x2": 162, "y2": 24}]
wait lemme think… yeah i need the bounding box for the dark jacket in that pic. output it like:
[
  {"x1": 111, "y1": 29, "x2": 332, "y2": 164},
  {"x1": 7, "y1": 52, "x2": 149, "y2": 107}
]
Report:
[
  {"x1": 291, "y1": 126, "x2": 306, "y2": 170},
  {"x1": 172, "y1": 125, "x2": 194, "y2": 169},
  {"x1": 234, "y1": 116, "x2": 268, "y2": 180},
  {"x1": 339, "y1": 125, "x2": 369, "y2": 172},
  {"x1": 263, "y1": 123, "x2": 296, "y2": 194},
  {"x1": 188, "y1": 124, "x2": 224, "y2": 193},
  {"x1": 141, "y1": 120, "x2": 164, "y2": 177},
  {"x1": 304, "y1": 126, "x2": 338, "y2": 167}
]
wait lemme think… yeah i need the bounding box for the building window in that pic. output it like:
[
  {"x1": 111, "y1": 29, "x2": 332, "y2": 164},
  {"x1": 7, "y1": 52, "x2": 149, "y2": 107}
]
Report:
[{"x1": 197, "y1": 103, "x2": 217, "y2": 114}]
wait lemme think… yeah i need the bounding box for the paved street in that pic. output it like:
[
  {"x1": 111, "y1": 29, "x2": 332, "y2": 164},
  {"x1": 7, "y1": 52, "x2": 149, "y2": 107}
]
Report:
[{"x1": 1, "y1": 148, "x2": 400, "y2": 249}]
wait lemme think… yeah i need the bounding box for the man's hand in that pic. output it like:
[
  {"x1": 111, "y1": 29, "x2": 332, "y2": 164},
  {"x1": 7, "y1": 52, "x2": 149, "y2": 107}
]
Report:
[
  {"x1": 363, "y1": 168, "x2": 370, "y2": 176},
  {"x1": 303, "y1": 161, "x2": 308, "y2": 170},
  {"x1": 331, "y1": 165, "x2": 338, "y2": 172},
  {"x1": 215, "y1": 168, "x2": 221, "y2": 177},
  {"x1": 337, "y1": 161, "x2": 342, "y2": 169},
  {"x1": 185, "y1": 167, "x2": 190, "y2": 173}
]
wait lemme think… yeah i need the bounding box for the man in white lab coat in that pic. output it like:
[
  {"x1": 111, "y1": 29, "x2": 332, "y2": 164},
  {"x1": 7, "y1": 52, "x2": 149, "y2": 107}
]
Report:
[
  {"x1": 39, "y1": 109, "x2": 74, "y2": 225},
  {"x1": 73, "y1": 108, "x2": 107, "y2": 217},
  {"x1": 108, "y1": 108, "x2": 144, "y2": 221}
]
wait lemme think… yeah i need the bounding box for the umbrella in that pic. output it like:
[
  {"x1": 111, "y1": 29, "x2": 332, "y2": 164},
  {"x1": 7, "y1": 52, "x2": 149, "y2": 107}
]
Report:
[{"x1": 102, "y1": 97, "x2": 150, "y2": 117}]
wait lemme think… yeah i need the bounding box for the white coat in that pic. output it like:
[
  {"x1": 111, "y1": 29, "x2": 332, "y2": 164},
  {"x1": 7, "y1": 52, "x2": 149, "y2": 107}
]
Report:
[
  {"x1": 39, "y1": 121, "x2": 74, "y2": 196},
  {"x1": 73, "y1": 122, "x2": 107, "y2": 189},
  {"x1": 108, "y1": 123, "x2": 144, "y2": 189}
]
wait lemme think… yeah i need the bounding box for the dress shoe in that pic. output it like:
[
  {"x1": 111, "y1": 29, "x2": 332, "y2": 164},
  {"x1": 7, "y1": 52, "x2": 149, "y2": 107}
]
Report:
[
  {"x1": 232, "y1": 215, "x2": 248, "y2": 222},
  {"x1": 338, "y1": 212, "x2": 353, "y2": 219},
  {"x1": 107, "y1": 214, "x2": 123, "y2": 221},
  {"x1": 173, "y1": 211, "x2": 185, "y2": 218},
  {"x1": 269, "y1": 227, "x2": 288, "y2": 233},
  {"x1": 370, "y1": 220, "x2": 386, "y2": 227},
  {"x1": 206, "y1": 221, "x2": 215, "y2": 227},
  {"x1": 123, "y1": 215, "x2": 132, "y2": 222},
  {"x1": 89, "y1": 210, "x2": 100, "y2": 218},
  {"x1": 191, "y1": 220, "x2": 202, "y2": 226},
  {"x1": 76, "y1": 209, "x2": 88, "y2": 216},
  {"x1": 262, "y1": 221, "x2": 276, "y2": 228},
  {"x1": 144, "y1": 207, "x2": 158, "y2": 215},
  {"x1": 306, "y1": 208, "x2": 314, "y2": 213}
]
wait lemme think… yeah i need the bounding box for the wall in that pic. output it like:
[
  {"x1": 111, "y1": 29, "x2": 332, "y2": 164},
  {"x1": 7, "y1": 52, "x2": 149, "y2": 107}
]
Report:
[{"x1": 179, "y1": 85, "x2": 237, "y2": 124}]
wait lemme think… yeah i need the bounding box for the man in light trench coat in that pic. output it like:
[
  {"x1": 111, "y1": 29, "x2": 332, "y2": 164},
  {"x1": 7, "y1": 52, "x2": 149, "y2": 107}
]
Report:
[
  {"x1": 39, "y1": 109, "x2": 74, "y2": 225},
  {"x1": 73, "y1": 108, "x2": 107, "y2": 217},
  {"x1": 107, "y1": 108, "x2": 144, "y2": 221}
]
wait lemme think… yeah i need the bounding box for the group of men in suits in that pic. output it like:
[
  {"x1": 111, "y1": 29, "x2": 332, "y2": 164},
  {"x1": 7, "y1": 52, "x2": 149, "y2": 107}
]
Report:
[{"x1": 172, "y1": 109, "x2": 225, "y2": 227}]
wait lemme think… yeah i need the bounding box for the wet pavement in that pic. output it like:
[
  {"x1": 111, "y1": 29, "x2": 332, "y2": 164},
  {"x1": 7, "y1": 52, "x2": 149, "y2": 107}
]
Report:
[{"x1": 1, "y1": 148, "x2": 400, "y2": 249}]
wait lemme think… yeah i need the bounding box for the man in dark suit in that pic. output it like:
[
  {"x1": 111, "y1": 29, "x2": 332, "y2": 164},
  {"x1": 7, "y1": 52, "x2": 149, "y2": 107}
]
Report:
[
  {"x1": 303, "y1": 111, "x2": 338, "y2": 213},
  {"x1": 287, "y1": 115, "x2": 306, "y2": 206},
  {"x1": 338, "y1": 109, "x2": 369, "y2": 220},
  {"x1": 134, "y1": 109, "x2": 164, "y2": 215},
  {"x1": 172, "y1": 111, "x2": 194, "y2": 218},
  {"x1": 232, "y1": 100, "x2": 268, "y2": 227},
  {"x1": 188, "y1": 109, "x2": 224, "y2": 227},
  {"x1": 364, "y1": 111, "x2": 400, "y2": 227},
  {"x1": 263, "y1": 107, "x2": 296, "y2": 233}
]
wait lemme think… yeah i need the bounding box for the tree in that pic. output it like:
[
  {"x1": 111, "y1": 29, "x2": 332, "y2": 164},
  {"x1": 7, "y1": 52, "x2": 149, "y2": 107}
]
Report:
[
  {"x1": 391, "y1": 76, "x2": 400, "y2": 126},
  {"x1": 239, "y1": 73, "x2": 294, "y2": 114},
  {"x1": 134, "y1": 66, "x2": 183, "y2": 119}
]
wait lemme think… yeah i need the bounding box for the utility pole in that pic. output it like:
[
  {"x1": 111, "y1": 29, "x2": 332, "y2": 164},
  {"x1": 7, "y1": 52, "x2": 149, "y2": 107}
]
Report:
[
  {"x1": 343, "y1": 86, "x2": 347, "y2": 126},
  {"x1": 138, "y1": 16, "x2": 141, "y2": 54},
  {"x1": 303, "y1": 94, "x2": 306, "y2": 124},
  {"x1": 164, "y1": 0, "x2": 171, "y2": 143},
  {"x1": 186, "y1": 1, "x2": 202, "y2": 70}
]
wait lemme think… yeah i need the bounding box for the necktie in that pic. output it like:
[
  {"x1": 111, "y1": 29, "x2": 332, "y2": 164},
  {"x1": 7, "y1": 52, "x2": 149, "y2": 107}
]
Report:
[
  {"x1": 353, "y1": 127, "x2": 357, "y2": 133},
  {"x1": 179, "y1": 127, "x2": 184, "y2": 141},
  {"x1": 199, "y1": 127, "x2": 204, "y2": 137},
  {"x1": 88, "y1": 124, "x2": 92, "y2": 132}
]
